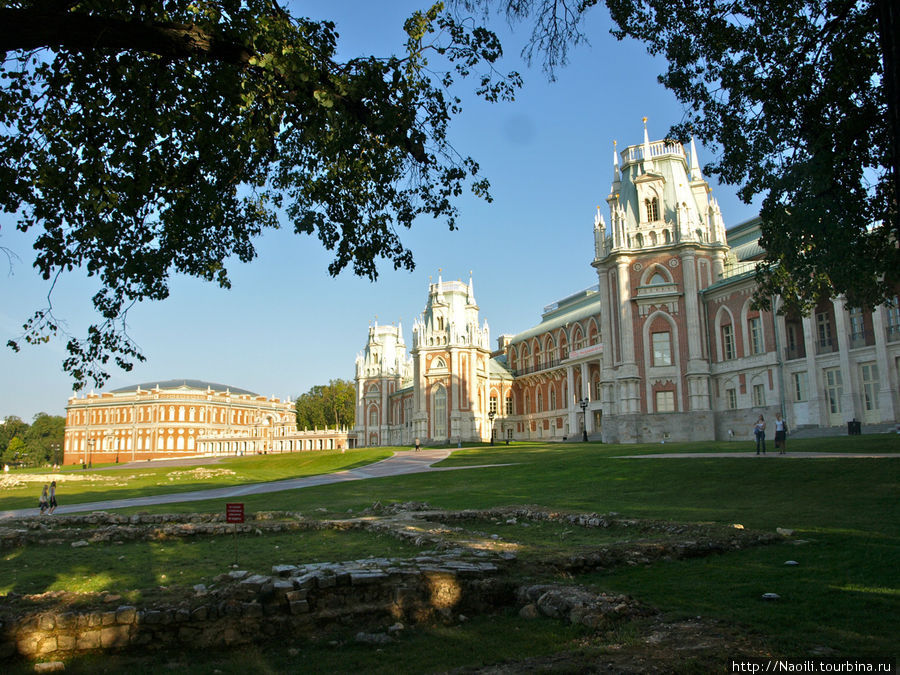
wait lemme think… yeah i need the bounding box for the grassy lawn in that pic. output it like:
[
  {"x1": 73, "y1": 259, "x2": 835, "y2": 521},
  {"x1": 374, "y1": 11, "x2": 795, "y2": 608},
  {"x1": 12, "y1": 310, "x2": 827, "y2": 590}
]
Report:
[
  {"x1": 1, "y1": 434, "x2": 897, "y2": 670},
  {"x1": 0, "y1": 448, "x2": 392, "y2": 512}
]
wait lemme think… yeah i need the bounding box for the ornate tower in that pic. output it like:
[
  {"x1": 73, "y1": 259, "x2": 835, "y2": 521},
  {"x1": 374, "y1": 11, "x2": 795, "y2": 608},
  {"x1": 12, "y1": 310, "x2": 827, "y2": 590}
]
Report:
[
  {"x1": 592, "y1": 119, "x2": 729, "y2": 442},
  {"x1": 410, "y1": 272, "x2": 493, "y2": 443},
  {"x1": 354, "y1": 322, "x2": 412, "y2": 447}
]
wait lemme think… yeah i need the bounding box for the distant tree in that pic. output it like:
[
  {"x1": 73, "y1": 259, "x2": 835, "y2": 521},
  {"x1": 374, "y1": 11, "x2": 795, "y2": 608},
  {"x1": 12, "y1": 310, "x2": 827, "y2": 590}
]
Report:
[
  {"x1": 295, "y1": 379, "x2": 355, "y2": 429},
  {"x1": 2, "y1": 435, "x2": 25, "y2": 465},
  {"x1": 0, "y1": 415, "x2": 29, "y2": 455},
  {"x1": 463, "y1": 0, "x2": 898, "y2": 313},
  {"x1": 23, "y1": 413, "x2": 65, "y2": 466},
  {"x1": 2, "y1": 0, "x2": 520, "y2": 389}
]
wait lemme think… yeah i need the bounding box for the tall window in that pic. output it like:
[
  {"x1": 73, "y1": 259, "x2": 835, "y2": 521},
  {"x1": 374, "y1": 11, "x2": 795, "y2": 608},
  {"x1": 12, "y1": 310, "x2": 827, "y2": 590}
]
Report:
[
  {"x1": 748, "y1": 316, "x2": 763, "y2": 355},
  {"x1": 816, "y1": 311, "x2": 832, "y2": 348},
  {"x1": 849, "y1": 307, "x2": 865, "y2": 339},
  {"x1": 505, "y1": 395, "x2": 513, "y2": 415},
  {"x1": 722, "y1": 324, "x2": 735, "y2": 360},
  {"x1": 860, "y1": 363, "x2": 879, "y2": 412},
  {"x1": 655, "y1": 390, "x2": 675, "y2": 412},
  {"x1": 824, "y1": 368, "x2": 843, "y2": 414},
  {"x1": 652, "y1": 332, "x2": 672, "y2": 366},
  {"x1": 726, "y1": 388, "x2": 737, "y2": 409},
  {"x1": 645, "y1": 197, "x2": 660, "y2": 222},
  {"x1": 752, "y1": 383, "x2": 765, "y2": 406},
  {"x1": 793, "y1": 372, "x2": 808, "y2": 402},
  {"x1": 886, "y1": 296, "x2": 900, "y2": 338},
  {"x1": 368, "y1": 407, "x2": 378, "y2": 427},
  {"x1": 489, "y1": 396, "x2": 498, "y2": 415},
  {"x1": 550, "y1": 388, "x2": 557, "y2": 410},
  {"x1": 433, "y1": 385, "x2": 447, "y2": 438}
]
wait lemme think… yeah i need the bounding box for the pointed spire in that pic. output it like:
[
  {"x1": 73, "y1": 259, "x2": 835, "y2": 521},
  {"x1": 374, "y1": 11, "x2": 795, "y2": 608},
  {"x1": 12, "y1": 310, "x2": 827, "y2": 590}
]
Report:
[
  {"x1": 467, "y1": 270, "x2": 475, "y2": 303},
  {"x1": 612, "y1": 140, "x2": 619, "y2": 181},
  {"x1": 641, "y1": 117, "x2": 653, "y2": 173},
  {"x1": 689, "y1": 136, "x2": 703, "y2": 181}
]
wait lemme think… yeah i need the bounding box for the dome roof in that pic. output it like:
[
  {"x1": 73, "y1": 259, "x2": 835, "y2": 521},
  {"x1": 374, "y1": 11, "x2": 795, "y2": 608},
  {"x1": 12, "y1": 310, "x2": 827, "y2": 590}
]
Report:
[{"x1": 109, "y1": 379, "x2": 259, "y2": 396}]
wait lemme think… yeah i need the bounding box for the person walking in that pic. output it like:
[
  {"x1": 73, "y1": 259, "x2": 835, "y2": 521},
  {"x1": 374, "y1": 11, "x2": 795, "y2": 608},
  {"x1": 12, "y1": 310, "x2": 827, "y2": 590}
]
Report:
[
  {"x1": 39, "y1": 484, "x2": 49, "y2": 515},
  {"x1": 47, "y1": 481, "x2": 58, "y2": 514},
  {"x1": 753, "y1": 415, "x2": 766, "y2": 455},
  {"x1": 414, "y1": 437, "x2": 421, "y2": 452},
  {"x1": 774, "y1": 413, "x2": 788, "y2": 454}
]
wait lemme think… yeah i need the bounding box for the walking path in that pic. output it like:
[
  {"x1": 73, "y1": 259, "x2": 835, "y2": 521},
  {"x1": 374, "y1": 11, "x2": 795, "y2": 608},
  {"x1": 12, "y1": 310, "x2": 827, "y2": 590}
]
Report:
[
  {"x1": 616, "y1": 451, "x2": 899, "y2": 459},
  {"x1": 0, "y1": 449, "x2": 508, "y2": 520}
]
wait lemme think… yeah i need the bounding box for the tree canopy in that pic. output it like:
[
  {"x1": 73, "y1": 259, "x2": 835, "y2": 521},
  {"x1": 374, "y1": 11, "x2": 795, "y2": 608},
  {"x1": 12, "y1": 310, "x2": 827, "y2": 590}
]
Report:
[
  {"x1": 465, "y1": 0, "x2": 898, "y2": 313},
  {"x1": 294, "y1": 379, "x2": 355, "y2": 430},
  {"x1": 1, "y1": 0, "x2": 519, "y2": 388},
  {"x1": 0, "y1": 413, "x2": 65, "y2": 466}
]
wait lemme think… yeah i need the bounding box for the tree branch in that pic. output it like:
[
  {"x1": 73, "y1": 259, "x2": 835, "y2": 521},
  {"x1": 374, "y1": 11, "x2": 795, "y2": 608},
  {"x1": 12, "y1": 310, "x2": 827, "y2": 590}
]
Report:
[{"x1": 0, "y1": 7, "x2": 253, "y2": 65}]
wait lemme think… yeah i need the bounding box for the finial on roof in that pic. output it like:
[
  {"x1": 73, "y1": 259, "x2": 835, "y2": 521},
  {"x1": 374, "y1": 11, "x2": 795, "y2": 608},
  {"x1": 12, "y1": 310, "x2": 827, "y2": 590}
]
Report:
[
  {"x1": 689, "y1": 136, "x2": 703, "y2": 180},
  {"x1": 641, "y1": 118, "x2": 652, "y2": 171},
  {"x1": 613, "y1": 140, "x2": 620, "y2": 181}
]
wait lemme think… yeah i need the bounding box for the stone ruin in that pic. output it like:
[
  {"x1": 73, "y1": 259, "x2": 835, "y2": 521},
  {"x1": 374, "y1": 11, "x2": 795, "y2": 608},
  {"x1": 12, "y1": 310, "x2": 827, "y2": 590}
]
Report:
[{"x1": 0, "y1": 504, "x2": 780, "y2": 662}]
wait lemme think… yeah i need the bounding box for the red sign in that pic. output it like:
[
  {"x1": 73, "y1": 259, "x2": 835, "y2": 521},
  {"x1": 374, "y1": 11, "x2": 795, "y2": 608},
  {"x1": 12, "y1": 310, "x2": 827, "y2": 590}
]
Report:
[{"x1": 225, "y1": 503, "x2": 244, "y2": 523}]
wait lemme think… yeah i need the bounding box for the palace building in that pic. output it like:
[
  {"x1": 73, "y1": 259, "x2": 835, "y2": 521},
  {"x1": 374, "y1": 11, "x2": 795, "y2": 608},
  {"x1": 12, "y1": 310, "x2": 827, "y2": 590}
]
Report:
[
  {"x1": 63, "y1": 379, "x2": 352, "y2": 464},
  {"x1": 353, "y1": 122, "x2": 900, "y2": 446}
]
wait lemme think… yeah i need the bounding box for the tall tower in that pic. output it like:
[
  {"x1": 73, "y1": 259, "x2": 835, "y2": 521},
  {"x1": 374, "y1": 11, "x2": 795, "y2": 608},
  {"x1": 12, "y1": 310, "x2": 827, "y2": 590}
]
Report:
[
  {"x1": 592, "y1": 120, "x2": 728, "y2": 442},
  {"x1": 354, "y1": 322, "x2": 412, "y2": 447},
  {"x1": 410, "y1": 272, "x2": 493, "y2": 443}
]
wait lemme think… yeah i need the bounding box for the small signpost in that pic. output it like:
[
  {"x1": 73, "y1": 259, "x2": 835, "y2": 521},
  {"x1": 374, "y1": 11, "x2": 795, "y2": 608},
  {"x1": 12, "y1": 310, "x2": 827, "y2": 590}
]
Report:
[{"x1": 225, "y1": 503, "x2": 244, "y2": 565}]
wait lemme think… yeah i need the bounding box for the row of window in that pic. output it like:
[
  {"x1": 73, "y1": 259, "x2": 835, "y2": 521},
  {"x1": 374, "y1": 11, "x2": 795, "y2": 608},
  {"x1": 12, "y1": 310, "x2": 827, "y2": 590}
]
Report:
[{"x1": 69, "y1": 404, "x2": 275, "y2": 426}]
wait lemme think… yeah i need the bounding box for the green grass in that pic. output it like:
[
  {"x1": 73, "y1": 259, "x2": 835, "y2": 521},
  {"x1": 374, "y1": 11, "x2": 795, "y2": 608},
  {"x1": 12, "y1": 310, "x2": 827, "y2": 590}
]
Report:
[
  {"x1": 3, "y1": 434, "x2": 898, "y2": 669},
  {"x1": 0, "y1": 448, "x2": 392, "y2": 512},
  {"x1": 0, "y1": 527, "x2": 421, "y2": 598}
]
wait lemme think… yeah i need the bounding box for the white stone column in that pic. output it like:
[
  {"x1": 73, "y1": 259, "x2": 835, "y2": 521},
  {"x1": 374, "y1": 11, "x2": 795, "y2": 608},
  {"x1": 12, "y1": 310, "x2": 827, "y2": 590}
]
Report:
[
  {"x1": 832, "y1": 299, "x2": 857, "y2": 421},
  {"x1": 801, "y1": 315, "x2": 823, "y2": 426},
  {"x1": 871, "y1": 306, "x2": 899, "y2": 421},
  {"x1": 616, "y1": 259, "x2": 636, "y2": 365}
]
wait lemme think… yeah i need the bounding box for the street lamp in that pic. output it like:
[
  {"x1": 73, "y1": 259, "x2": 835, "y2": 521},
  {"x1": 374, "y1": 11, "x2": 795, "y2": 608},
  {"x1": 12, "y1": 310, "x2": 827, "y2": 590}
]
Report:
[
  {"x1": 87, "y1": 439, "x2": 94, "y2": 469},
  {"x1": 488, "y1": 410, "x2": 495, "y2": 446},
  {"x1": 580, "y1": 398, "x2": 589, "y2": 443}
]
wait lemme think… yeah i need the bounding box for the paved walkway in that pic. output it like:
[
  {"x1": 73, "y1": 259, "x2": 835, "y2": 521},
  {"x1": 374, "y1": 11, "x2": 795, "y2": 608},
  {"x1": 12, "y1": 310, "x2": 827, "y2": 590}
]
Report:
[
  {"x1": 0, "y1": 450, "x2": 507, "y2": 520},
  {"x1": 616, "y1": 451, "x2": 899, "y2": 459}
]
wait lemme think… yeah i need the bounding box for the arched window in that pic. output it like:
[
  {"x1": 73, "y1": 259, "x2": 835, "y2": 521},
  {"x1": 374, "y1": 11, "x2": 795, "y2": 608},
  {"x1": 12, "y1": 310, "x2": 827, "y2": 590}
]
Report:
[
  {"x1": 368, "y1": 406, "x2": 378, "y2": 427},
  {"x1": 645, "y1": 197, "x2": 660, "y2": 222},
  {"x1": 537, "y1": 391, "x2": 543, "y2": 412},
  {"x1": 634, "y1": 233, "x2": 644, "y2": 248},
  {"x1": 550, "y1": 388, "x2": 557, "y2": 410},
  {"x1": 179, "y1": 406, "x2": 185, "y2": 422},
  {"x1": 649, "y1": 271, "x2": 667, "y2": 284},
  {"x1": 433, "y1": 385, "x2": 447, "y2": 438}
]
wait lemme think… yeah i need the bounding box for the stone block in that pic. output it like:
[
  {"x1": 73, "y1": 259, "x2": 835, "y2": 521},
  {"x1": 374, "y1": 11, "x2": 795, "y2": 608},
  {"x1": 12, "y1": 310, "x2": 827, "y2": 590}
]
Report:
[
  {"x1": 242, "y1": 602, "x2": 264, "y2": 618},
  {"x1": 100, "y1": 625, "x2": 130, "y2": 648},
  {"x1": 101, "y1": 611, "x2": 117, "y2": 626},
  {"x1": 56, "y1": 634, "x2": 76, "y2": 651},
  {"x1": 285, "y1": 589, "x2": 308, "y2": 602},
  {"x1": 37, "y1": 636, "x2": 58, "y2": 654},
  {"x1": 116, "y1": 606, "x2": 137, "y2": 625},
  {"x1": 190, "y1": 606, "x2": 208, "y2": 621},
  {"x1": 76, "y1": 630, "x2": 101, "y2": 650},
  {"x1": 38, "y1": 614, "x2": 56, "y2": 631},
  {"x1": 288, "y1": 600, "x2": 309, "y2": 615},
  {"x1": 16, "y1": 636, "x2": 39, "y2": 655},
  {"x1": 56, "y1": 612, "x2": 78, "y2": 630},
  {"x1": 143, "y1": 610, "x2": 163, "y2": 625},
  {"x1": 33, "y1": 662, "x2": 66, "y2": 673}
]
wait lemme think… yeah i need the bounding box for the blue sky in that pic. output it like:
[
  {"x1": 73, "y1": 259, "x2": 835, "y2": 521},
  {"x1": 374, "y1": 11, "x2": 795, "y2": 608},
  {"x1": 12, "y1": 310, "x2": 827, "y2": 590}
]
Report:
[{"x1": 0, "y1": 2, "x2": 760, "y2": 421}]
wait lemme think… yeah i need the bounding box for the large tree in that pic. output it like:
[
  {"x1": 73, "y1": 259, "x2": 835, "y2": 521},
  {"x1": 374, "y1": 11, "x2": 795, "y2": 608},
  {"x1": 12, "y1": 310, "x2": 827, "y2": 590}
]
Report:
[
  {"x1": 294, "y1": 378, "x2": 355, "y2": 430},
  {"x1": 1, "y1": 0, "x2": 519, "y2": 388},
  {"x1": 465, "y1": 0, "x2": 898, "y2": 313}
]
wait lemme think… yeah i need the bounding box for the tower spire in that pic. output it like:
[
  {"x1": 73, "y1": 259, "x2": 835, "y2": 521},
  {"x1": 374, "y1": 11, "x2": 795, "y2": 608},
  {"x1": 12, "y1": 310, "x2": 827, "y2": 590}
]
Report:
[
  {"x1": 641, "y1": 117, "x2": 653, "y2": 172},
  {"x1": 689, "y1": 136, "x2": 703, "y2": 181},
  {"x1": 613, "y1": 139, "x2": 620, "y2": 181}
]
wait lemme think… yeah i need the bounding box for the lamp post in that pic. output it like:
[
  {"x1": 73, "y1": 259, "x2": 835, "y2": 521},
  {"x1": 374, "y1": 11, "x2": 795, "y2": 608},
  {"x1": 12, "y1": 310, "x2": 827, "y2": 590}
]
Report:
[
  {"x1": 488, "y1": 410, "x2": 495, "y2": 445},
  {"x1": 87, "y1": 438, "x2": 94, "y2": 469},
  {"x1": 580, "y1": 398, "x2": 589, "y2": 442}
]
